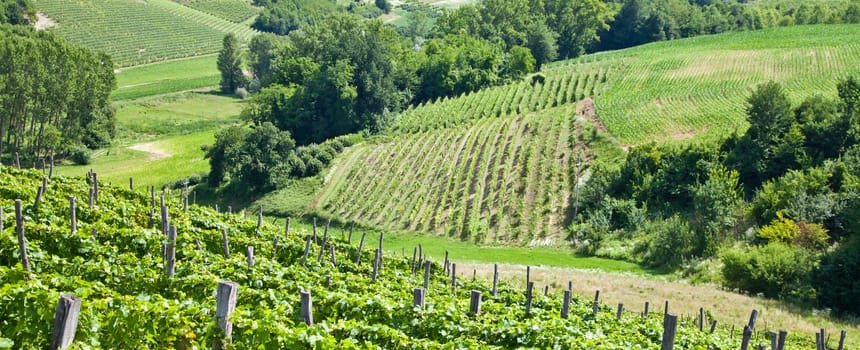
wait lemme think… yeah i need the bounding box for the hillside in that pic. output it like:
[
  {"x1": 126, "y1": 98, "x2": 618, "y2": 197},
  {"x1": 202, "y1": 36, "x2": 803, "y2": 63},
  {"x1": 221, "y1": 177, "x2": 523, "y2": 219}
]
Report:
[
  {"x1": 313, "y1": 24, "x2": 860, "y2": 243},
  {"x1": 0, "y1": 167, "x2": 781, "y2": 348},
  {"x1": 36, "y1": 0, "x2": 258, "y2": 66}
]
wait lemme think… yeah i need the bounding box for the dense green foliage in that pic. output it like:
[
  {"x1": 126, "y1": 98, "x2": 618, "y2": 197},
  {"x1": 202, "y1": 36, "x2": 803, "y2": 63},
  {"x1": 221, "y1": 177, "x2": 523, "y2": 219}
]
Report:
[
  {"x1": 251, "y1": 0, "x2": 338, "y2": 35},
  {"x1": 0, "y1": 0, "x2": 33, "y2": 25},
  {"x1": 247, "y1": 14, "x2": 413, "y2": 144},
  {"x1": 0, "y1": 25, "x2": 116, "y2": 164},
  {"x1": 0, "y1": 167, "x2": 767, "y2": 348},
  {"x1": 37, "y1": 0, "x2": 257, "y2": 66},
  {"x1": 206, "y1": 124, "x2": 357, "y2": 192}
]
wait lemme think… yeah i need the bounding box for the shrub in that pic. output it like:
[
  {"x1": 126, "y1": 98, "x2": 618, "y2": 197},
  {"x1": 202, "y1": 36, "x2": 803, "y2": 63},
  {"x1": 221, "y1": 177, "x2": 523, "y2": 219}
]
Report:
[
  {"x1": 643, "y1": 215, "x2": 696, "y2": 267},
  {"x1": 721, "y1": 242, "x2": 817, "y2": 300},
  {"x1": 67, "y1": 145, "x2": 92, "y2": 165},
  {"x1": 815, "y1": 238, "x2": 860, "y2": 315}
]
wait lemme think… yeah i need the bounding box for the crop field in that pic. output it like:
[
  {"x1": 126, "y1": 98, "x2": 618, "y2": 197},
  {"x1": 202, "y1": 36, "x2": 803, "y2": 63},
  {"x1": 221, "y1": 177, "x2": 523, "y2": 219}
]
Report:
[
  {"x1": 38, "y1": 0, "x2": 258, "y2": 66},
  {"x1": 181, "y1": 0, "x2": 259, "y2": 23},
  {"x1": 0, "y1": 168, "x2": 822, "y2": 348},
  {"x1": 113, "y1": 55, "x2": 220, "y2": 100},
  {"x1": 395, "y1": 24, "x2": 860, "y2": 146},
  {"x1": 317, "y1": 104, "x2": 589, "y2": 243}
]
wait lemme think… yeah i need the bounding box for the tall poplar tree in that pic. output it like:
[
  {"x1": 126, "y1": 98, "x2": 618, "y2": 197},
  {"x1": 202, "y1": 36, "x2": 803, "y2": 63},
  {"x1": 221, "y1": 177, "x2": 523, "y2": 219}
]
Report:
[{"x1": 217, "y1": 33, "x2": 245, "y2": 94}]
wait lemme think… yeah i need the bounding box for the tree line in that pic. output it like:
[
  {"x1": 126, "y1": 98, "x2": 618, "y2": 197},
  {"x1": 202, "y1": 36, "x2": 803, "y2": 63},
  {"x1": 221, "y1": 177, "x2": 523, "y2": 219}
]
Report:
[
  {"x1": 0, "y1": 24, "x2": 116, "y2": 165},
  {"x1": 574, "y1": 77, "x2": 860, "y2": 314}
]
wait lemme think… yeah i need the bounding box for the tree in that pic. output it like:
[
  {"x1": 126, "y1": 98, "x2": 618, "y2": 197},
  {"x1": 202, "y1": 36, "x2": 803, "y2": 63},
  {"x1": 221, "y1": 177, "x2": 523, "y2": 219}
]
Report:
[
  {"x1": 525, "y1": 22, "x2": 557, "y2": 68},
  {"x1": 503, "y1": 45, "x2": 535, "y2": 80},
  {"x1": 374, "y1": 0, "x2": 391, "y2": 14},
  {"x1": 0, "y1": 0, "x2": 35, "y2": 25},
  {"x1": 543, "y1": 0, "x2": 612, "y2": 58},
  {"x1": 217, "y1": 33, "x2": 246, "y2": 94},
  {"x1": 248, "y1": 33, "x2": 281, "y2": 88},
  {"x1": 206, "y1": 126, "x2": 249, "y2": 187}
]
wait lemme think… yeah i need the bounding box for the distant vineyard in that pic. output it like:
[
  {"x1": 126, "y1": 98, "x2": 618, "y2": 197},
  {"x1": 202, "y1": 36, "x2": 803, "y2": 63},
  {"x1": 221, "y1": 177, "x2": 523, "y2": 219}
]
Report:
[
  {"x1": 38, "y1": 0, "x2": 258, "y2": 66},
  {"x1": 0, "y1": 167, "x2": 784, "y2": 348},
  {"x1": 318, "y1": 104, "x2": 586, "y2": 243},
  {"x1": 394, "y1": 59, "x2": 612, "y2": 133},
  {"x1": 394, "y1": 24, "x2": 860, "y2": 146},
  {"x1": 180, "y1": 0, "x2": 259, "y2": 23}
]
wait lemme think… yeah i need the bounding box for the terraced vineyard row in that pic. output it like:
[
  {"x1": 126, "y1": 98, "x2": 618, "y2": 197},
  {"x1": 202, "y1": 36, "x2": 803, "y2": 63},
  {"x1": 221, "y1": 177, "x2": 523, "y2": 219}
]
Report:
[
  {"x1": 38, "y1": 0, "x2": 258, "y2": 66},
  {"x1": 180, "y1": 0, "x2": 259, "y2": 23},
  {"x1": 318, "y1": 104, "x2": 584, "y2": 243},
  {"x1": 394, "y1": 59, "x2": 613, "y2": 133}
]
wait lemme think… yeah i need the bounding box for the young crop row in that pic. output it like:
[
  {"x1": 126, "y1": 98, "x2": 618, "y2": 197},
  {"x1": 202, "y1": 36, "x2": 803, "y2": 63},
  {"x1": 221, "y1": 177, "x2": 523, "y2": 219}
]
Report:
[
  {"x1": 318, "y1": 105, "x2": 582, "y2": 244},
  {"x1": 393, "y1": 61, "x2": 612, "y2": 133},
  {"x1": 181, "y1": 0, "x2": 259, "y2": 23},
  {"x1": 0, "y1": 167, "x2": 781, "y2": 348},
  {"x1": 39, "y1": 0, "x2": 258, "y2": 66}
]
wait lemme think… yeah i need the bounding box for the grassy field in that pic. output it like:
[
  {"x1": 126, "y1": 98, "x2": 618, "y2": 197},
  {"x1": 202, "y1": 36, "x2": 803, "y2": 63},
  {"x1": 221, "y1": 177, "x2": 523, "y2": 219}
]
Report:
[
  {"x1": 113, "y1": 56, "x2": 220, "y2": 100},
  {"x1": 38, "y1": 0, "x2": 257, "y2": 66},
  {"x1": 55, "y1": 92, "x2": 244, "y2": 189}
]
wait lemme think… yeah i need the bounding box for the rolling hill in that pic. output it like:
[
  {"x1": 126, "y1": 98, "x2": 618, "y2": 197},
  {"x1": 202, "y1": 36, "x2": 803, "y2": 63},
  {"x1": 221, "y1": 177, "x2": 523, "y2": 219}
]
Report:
[{"x1": 313, "y1": 24, "x2": 860, "y2": 243}]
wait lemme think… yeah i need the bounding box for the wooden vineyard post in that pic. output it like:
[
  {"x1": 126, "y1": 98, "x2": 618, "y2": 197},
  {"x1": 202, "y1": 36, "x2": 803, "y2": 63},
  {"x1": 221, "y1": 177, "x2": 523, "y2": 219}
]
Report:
[
  {"x1": 300, "y1": 290, "x2": 313, "y2": 326},
  {"x1": 88, "y1": 189, "x2": 93, "y2": 209},
  {"x1": 215, "y1": 281, "x2": 238, "y2": 349},
  {"x1": 49, "y1": 153, "x2": 54, "y2": 179},
  {"x1": 776, "y1": 330, "x2": 787, "y2": 350},
  {"x1": 492, "y1": 263, "x2": 499, "y2": 296},
  {"x1": 661, "y1": 313, "x2": 678, "y2": 350},
  {"x1": 378, "y1": 232, "x2": 384, "y2": 270},
  {"x1": 838, "y1": 330, "x2": 846, "y2": 350},
  {"x1": 285, "y1": 217, "x2": 291, "y2": 237},
  {"x1": 616, "y1": 303, "x2": 624, "y2": 321},
  {"x1": 150, "y1": 186, "x2": 155, "y2": 208},
  {"x1": 221, "y1": 229, "x2": 230, "y2": 258},
  {"x1": 423, "y1": 260, "x2": 431, "y2": 291},
  {"x1": 35, "y1": 186, "x2": 43, "y2": 207},
  {"x1": 710, "y1": 320, "x2": 717, "y2": 334},
  {"x1": 356, "y1": 232, "x2": 366, "y2": 265},
  {"x1": 166, "y1": 226, "x2": 177, "y2": 278},
  {"x1": 50, "y1": 294, "x2": 82, "y2": 350},
  {"x1": 413, "y1": 288, "x2": 425, "y2": 308},
  {"x1": 273, "y1": 237, "x2": 279, "y2": 251},
  {"x1": 411, "y1": 247, "x2": 417, "y2": 275},
  {"x1": 451, "y1": 263, "x2": 457, "y2": 292},
  {"x1": 561, "y1": 290, "x2": 571, "y2": 319},
  {"x1": 183, "y1": 195, "x2": 188, "y2": 212},
  {"x1": 664, "y1": 300, "x2": 669, "y2": 316},
  {"x1": 194, "y1": 238, "x2": 202, "y2": 251},
  {"x1": 526, "y1": 266, "x2": 531, "y2": 288},
  {"x1": 469, "y1": 290, "x2": 482, "y2": 316},
  {"x1": 593, "y1": 290, "x2": 600, "y2": 314},
  {"x1": 329, "y1": 246, "x2": 336, "y2": 267},
  {"x1": 15, "y1": 200, "x2": 30, "y2": 271},
  {"x1": 161, "y1": 202, "x2": 169, "y2": 236},
  {"x1": 525, "y1": 281, "x2": 534, "y2": 316},
  {"x1": 312, "y1": 217, "x2": 317, "y2": 244},
  {"x1": 371, "y1": 249, "x2": 380, "y2": 281},
  {"x1": 247, "y1": 246, "x2": 254, "y2": 268},
  {"x1": 324, "y1": 275, "x2": 331, "y2": 288},
  {"x1": 740, "y1": 326, "x2": 752, "y2": 350},
  {"x1": 129, "y1": 177, "x2": 133, "y2": 191},
  {"x1": 644, "y1": 301, "x2": 650, "y2": 317},
  {"x1": 302, "y1": 236, "x2": 311, "y2": 266},
  {"x1": 748, "y1": 309, "x2": 758, "y2": 331},
  {"x1": 257, "y1": 206, "x2": 263, "y2": 230},
  {"x1": 69, "y1": 196, "x2": 77, "y2": 234},
  {"x1": 769, "y1": 331, "x2": 777, "y2": 350},
  {"x1": 348, "y1": 222, "x2": 354, "y2": 242},
  {"x1": 698, "y1": 307, "x2": 704, "y2": 331},
  {"x1": 543, "y1": 285, "x2": 548, "y2": 296},
  {"x1": 14, "y1": 151, "x2": 19, "y2": 169}
]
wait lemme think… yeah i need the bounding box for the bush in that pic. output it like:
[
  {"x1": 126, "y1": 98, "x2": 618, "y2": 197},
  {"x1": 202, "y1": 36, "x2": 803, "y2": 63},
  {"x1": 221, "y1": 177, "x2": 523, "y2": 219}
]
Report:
[
  {"x1": 721, "y1": 242, "x2": 817, "y2": 300},
  {"x1": 67, "y1": 145, "x2": 92, "y2": 165},
  {"x1": 643, "y1": 215, "x2": 696, "y2": 267},
  {"x1": 815, "y1": 238, "x2": 860, "y2": 315}
]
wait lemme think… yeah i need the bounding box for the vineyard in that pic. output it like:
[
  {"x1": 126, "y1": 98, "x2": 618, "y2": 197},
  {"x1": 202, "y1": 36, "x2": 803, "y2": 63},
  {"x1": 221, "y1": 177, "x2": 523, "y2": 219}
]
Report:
[
  {"x1": 0, "y1": 167, "x2": 823, "y2": 348},
  {"x1": 316, "y1": 103, "x2": 608, "y2": 243},
  {"x1": 180, "y1": 0, "x2": 259, "y2": 23},
  {"x1": 393, "y1": 24, "x2": 860, "y2": 145},
  {"x1": 37, "y1": 0, "x2": 258, "y2": 66}
]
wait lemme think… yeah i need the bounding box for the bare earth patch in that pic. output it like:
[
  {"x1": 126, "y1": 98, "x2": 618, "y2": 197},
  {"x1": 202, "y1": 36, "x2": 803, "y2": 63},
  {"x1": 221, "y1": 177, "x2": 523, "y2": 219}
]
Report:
[
  {"x1": 34, "y1": 12, "x2": 58, "y2": 30},
  {"x1": 380, "y1": 13, "x2": 402, "y2": 23},
  {"x1": 129, "y1": 141, "x2": 171, "y2": 160},
  {"x1": 577, "y1": 98, "x2": 608, "y2": 135}
]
